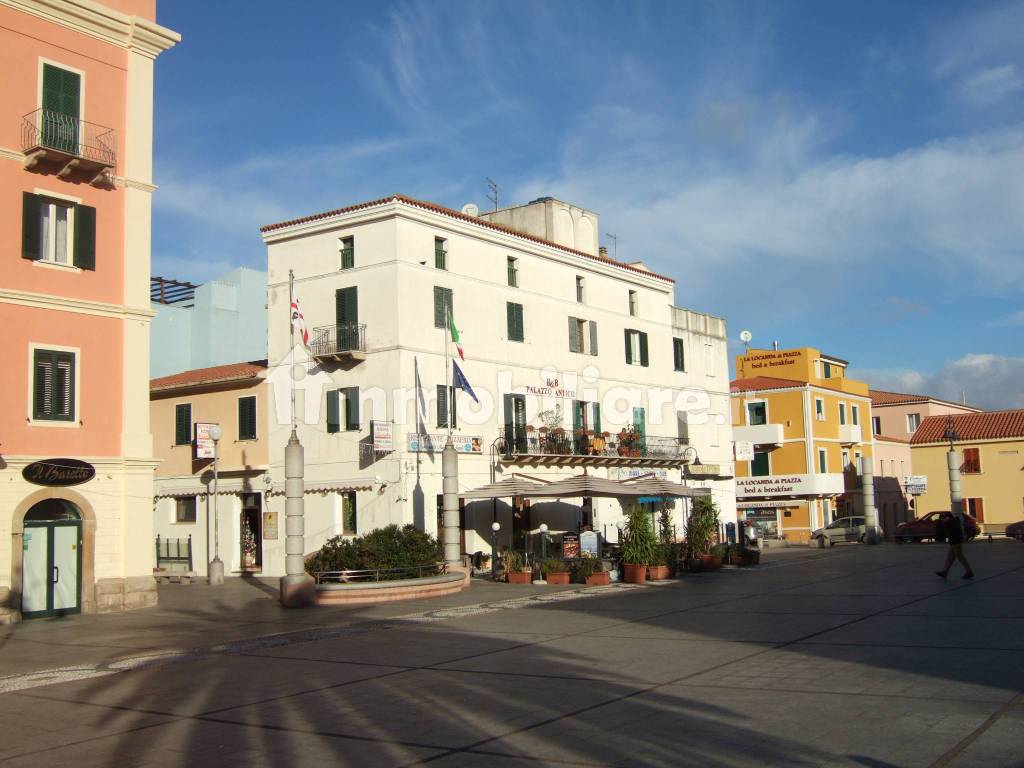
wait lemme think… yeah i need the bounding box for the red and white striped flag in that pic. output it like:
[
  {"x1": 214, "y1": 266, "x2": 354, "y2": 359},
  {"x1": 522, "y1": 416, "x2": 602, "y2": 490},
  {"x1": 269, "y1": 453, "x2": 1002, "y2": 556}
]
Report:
[{"x1": 290, "y1": 289, "x2": 309, "y2": 348}]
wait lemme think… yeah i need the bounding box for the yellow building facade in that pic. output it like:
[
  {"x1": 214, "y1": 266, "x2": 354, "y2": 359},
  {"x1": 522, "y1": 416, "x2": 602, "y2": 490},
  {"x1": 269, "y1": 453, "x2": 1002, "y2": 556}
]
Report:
[
  {"x1": 732, "y1": 348, "x2": 874, "y2": 542},
  {"x1": 910, "y1": 410, "x2": 1024, "y2": 534}
]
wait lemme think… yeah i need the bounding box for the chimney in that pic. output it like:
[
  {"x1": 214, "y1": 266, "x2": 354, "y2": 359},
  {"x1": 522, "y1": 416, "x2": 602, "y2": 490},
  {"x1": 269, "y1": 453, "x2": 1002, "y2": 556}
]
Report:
[{"x1": 598, "y1": 246, "x2": 609, "y2": 259}]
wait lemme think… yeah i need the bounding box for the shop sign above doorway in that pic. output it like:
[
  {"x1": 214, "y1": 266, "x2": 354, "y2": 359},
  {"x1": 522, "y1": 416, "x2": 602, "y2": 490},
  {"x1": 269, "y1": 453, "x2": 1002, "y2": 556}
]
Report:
[{"x1": 22, "y1": 458, "x2": 95, "y2": 487}]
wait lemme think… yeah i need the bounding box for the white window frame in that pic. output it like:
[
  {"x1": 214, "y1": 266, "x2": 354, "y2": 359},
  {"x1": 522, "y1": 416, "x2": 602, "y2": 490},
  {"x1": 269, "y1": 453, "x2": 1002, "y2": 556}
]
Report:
[
  {"x1": 872, "y1": 415, "x2": 881, "y2": 435},
  {"x1": 818, "y1": 447, "x2": 828, "y2": 473},
  {"x1": 27, "y1": 342, "x2": 80, "y2": 428},
  {"x1": 838, "y1": 402, "x2": 847, "y2": 425},
  {"x1": 628, "y1": 329, "x2": 642, "y2": 364},
  {"x1": 815, "y1": 397, "x2": 825, "y2": 421},
  {"x1": 575, "y1": 275, "x2": 585, "y2": 303},
  {"x1": 842, "y1": 449, "x2": 851, "y2": 469},
  {"x1": 174, "y1": 495, "x2": 198, "y2": 524},
  {"x1": 628, "y1": 289, "x2": 638, "y2": 316},
  {"x1": 907, "y1": 413, "x2": 921, "y2": 433},
  {"x1": 745, "y1": 399, "x2": 768, "y2": 426},
  {"x1": 32, "y1": 187, "x2": 83, "y2": 270},
  {"x1": 851, "y1": 404, "x2": 859, "y2": 426}
]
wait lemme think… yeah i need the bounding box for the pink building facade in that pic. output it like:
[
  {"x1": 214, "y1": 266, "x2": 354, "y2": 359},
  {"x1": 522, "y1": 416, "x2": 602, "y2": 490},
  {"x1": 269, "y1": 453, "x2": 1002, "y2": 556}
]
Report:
[{"x1": 0, "y1": 0, "x2": 177, "y2": 622}]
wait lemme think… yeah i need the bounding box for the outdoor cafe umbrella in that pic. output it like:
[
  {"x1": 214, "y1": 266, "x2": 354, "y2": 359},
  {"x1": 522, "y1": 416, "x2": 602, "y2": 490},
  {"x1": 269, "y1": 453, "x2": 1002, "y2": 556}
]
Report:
[
  {"x1": 532, "y1": 472, "x2": 650, "y2": 499},
  {"x1": 460, "y1": 475, "x2": 547, "y2": 499},
  {"x1": 621, "y1": 477, "x2": 712, "y2": 498}
]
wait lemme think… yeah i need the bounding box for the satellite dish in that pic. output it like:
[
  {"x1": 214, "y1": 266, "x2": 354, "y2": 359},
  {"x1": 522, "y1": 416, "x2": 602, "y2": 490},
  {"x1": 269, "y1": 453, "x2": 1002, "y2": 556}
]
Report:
[
  {"x1": 739, "y1": 330, "x2": 752, "y2": 343},
  {"x1": 461, "y1": 203, "x2": 479, "y2": 217}
]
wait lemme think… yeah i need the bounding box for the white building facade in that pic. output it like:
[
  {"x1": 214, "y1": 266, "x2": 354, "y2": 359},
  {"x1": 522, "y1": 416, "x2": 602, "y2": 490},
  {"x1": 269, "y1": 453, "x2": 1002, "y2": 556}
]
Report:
[{"x1": 257, "y1": 195, "x2": 735, "y2": 574}]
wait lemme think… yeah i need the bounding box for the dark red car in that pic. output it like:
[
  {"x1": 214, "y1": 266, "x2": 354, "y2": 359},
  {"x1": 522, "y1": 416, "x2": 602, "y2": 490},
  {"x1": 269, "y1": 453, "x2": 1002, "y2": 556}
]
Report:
[
  {"x1": 895, "y1": 511, "x2": 980, "y2": 543},
  {"x1": 1006, "y1": 520, "x2": 1024, "y2": 541}
]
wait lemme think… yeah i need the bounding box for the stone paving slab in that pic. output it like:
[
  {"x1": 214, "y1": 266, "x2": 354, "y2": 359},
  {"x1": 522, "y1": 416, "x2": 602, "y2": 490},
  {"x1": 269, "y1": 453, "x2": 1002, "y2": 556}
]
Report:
[
  {"x1": 809, "y1": 614, "x2": 1024, "y2": 650},
  {"x1": 586, "y1": 608, "x2": 856, "y2": 643}
]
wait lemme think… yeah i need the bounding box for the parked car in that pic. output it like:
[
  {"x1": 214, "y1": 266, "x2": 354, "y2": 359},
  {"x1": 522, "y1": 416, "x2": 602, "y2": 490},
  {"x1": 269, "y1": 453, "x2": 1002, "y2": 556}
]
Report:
[
  {"x1": 895, "y1": 511, "x2": 980, "y2": 543},
  {"x1": 811, "y1": 516, "x2": 882, "y2": 546},
  {"x1": 1006, "y1": 520, "x2": 1024, "y2": 541}
]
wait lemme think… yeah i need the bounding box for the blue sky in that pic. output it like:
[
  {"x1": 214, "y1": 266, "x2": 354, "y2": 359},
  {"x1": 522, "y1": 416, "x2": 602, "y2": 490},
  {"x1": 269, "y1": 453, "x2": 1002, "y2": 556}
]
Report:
[{"x1": 151, "y1": 1, "x2": 1024, "y2": 408}]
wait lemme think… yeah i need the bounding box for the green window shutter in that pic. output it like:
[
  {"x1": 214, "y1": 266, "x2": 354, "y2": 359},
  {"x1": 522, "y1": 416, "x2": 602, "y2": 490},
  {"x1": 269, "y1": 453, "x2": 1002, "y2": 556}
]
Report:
[
  {"x1": 593, "y1": 402, "x2": 602, "y2": 435},
  {"x1": 73, "y1": 204, "x2": 96, "y2": 270},
  {"x1": 33, "y1": 350, "x2": 52, "y2": 419},
  {"x1": 326, "y1": 390, "x2": 340, "y2": 433},
  {"x1": 624, "y1": 329, "x2": 633, "y2": 364},
  {"x1": 340, "y1": 237, "x2": 354, "y2": 269},
  {"x1": 238, "y1": 396, "x2": 256, "y2": 440},
  {"x1": 344, "y1": 387, "x2": 360, "y2": 430},
  {"x1": 639, "y1": 332, "x2": 649, "y2": 367},
  {"x1": 336, "y1": 286, "x2": 358, "y2": 323},
  {"x1": 43, "y1": 64, "x2": 80, "y2": 117},
  {"x1": 503, "y1": 393, "x2": 514, "y2": 449},
  {"x1": 633, "y1": 407, "x2": 646, "y2": 437},
  {"x1": 174, "y1": 403, "x2": 191, "y2": 445},
  {"x1": 433, "y1": 287, "x2": 452, "y2": 328},
  {"x1": 506, "y1": 302, "x2": 515, "y2": 340},
  {"x1": 673, "y1": 338, "x2": 685, "y2": 371},
  {"x1": 437, "y1": 384, "x2": 448, "y2": 428},
  {"x1": 573, "y1": 401, "x2": 584, "y2": 430},
  {"x1": 751, "y1": 452, "x2": 770, "y2": 476},
  {"x1": 23, "y1": 193, "x2": 42, "y2": 260},
  {"x1": 588, "y1": 321, "x2": 598, "y2": 356},
  {"x1": 516, "y1": 304, "x2": 524, "y2": 341},
  {"x1": 568, "y1": 317, "x2": 580, "y2": 353}
]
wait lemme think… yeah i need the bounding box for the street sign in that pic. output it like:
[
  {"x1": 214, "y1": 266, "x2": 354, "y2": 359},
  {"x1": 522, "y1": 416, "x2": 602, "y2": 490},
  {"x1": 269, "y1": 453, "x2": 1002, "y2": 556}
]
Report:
[
  {"x1": 195, "y1": 423, "x2": 217, "y2": 459},
  {"x1": 735, "y1": 441, "x2": 755, "y2": 461},
  {"x1": 372, "y1": 421, "x2": 394, "y2": 453},
  {"x1": 904, "y1": 475, "x2": 928, "y2": 494}
]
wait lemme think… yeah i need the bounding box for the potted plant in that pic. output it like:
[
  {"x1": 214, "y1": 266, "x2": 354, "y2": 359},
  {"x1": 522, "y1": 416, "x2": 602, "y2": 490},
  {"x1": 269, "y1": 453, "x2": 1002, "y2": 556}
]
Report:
[
  {"x1": 574, "y1": 554, "x2": 609, "y2": 585},
  {"x1": 621, "y1": 505, "x2": 656, "y2": 583},
  {"x1": 542, "y1": 558, "x2": 571, "y2": 585},
  {"x1": 687, "y1": 496, "x2": 721, "y2": 571},
  {"x1": 502, "y1": 549, "x2": 531, "y2": 584},
  {"x1": 648, "y1": 544, "x2": 672, "y2": 580}
]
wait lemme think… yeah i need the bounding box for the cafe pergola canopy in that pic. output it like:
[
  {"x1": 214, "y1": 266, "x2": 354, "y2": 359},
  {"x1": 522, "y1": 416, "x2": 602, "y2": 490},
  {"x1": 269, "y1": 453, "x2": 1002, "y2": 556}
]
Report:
[{"x1": 461, "y1": 472, "x2": 711, "y2": 500}]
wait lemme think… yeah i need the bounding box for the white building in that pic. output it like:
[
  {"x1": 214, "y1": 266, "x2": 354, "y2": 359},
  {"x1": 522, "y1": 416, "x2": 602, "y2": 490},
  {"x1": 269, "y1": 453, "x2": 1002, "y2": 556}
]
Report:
[{"x1": 256, "y1": 194, "x2": 735, "y2": 574}]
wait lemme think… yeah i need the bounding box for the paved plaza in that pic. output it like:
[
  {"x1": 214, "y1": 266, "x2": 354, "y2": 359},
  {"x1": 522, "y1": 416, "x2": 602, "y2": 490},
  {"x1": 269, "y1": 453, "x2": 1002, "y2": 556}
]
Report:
[{"x1": 1, "y1": 543, "x2": 1022, "y2": 767}]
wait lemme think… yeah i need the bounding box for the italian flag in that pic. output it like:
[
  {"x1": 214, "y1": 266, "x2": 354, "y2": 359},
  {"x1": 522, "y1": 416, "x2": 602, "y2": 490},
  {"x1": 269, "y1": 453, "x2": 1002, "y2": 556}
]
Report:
[{"x1": 449, "y1": 310, "x2": 464, "y2": 361}]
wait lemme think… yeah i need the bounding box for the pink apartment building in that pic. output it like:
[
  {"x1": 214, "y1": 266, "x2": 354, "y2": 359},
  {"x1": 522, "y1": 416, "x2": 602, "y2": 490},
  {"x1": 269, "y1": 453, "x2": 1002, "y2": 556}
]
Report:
[
  {"x1": 868, "y1": 389, "x2": 981, "y2": 535},
  {"x1": 0, "y1": 0, "x2": 177, "y2": 622}
]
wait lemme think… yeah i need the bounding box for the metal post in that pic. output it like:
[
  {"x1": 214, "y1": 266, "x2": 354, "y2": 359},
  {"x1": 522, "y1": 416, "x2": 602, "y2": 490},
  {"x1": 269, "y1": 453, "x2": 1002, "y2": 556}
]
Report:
[
  {"x1": 860, "y1": 455, "x2": 879, "y2": 544},
  {"x1": 442, "y1": 438, "x2": 461, "y2": 564},
  {"x1": 208, "y1": 426, "x2": 224, "y2": 585},
  {"x1": 491, "y1": 521, "x2": 500, "y2": 580},
  {"x1": 280, "y1": 429, "x2": 315, "y2": 606}
]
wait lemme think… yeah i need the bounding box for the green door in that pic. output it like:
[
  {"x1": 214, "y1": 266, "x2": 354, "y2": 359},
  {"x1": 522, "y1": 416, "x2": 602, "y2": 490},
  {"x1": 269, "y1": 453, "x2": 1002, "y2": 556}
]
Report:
[
  {"x1": 335, "y1": 287, "x2": 358, "y2": 350},
  {"x1": 42, "y1": 64, "x2": 81, "y2": 153}
]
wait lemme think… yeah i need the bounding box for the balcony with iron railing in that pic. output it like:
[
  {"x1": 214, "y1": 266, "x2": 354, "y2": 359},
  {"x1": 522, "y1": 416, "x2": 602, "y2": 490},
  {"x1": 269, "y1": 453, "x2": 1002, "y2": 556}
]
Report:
[
  {"x1": 311, "y1": 322, "x2": 367, "y2": 362},
  {"x1": 498, "y1": 427, "x2": 692, "y2": 467},
  {"x1": 21, "y1": 108, "x2": 116, "y2": 185}
]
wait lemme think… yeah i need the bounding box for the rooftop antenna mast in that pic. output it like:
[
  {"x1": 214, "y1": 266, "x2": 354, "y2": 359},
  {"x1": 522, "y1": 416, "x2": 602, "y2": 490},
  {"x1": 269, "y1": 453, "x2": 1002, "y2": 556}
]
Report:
[
  {"x1": 486, "y1": 178, "x2": 499, "y2": 211},
  {"x1": 605, "y1": 232, "x2": 618, "y2": 260}
]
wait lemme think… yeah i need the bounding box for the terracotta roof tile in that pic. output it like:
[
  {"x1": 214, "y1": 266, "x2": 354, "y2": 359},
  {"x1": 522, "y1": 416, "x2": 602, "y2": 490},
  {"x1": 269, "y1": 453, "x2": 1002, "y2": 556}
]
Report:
[
  {"x1": 874, "y1": 434, "x2": 911, "y2": 444},
  {"x1": 151, "y1": 361, "x2": 267, "y2": 392},
  {"x1": 260, "y1": 194, "x2": 674, "y2": 284},
  {"x1": 730, "y1": 376, "x2": 807, "y2": 393},
  {"x1": 911, "y1": 409, "x2": 1024, "y2": 444},
  {"x1": 869, "y1": 388, "x2": 980, "y2": 410}
]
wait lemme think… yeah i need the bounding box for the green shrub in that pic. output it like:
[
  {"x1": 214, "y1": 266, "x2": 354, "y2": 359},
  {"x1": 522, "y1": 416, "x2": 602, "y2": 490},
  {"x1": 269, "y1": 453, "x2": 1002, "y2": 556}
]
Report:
[
  {"x1": 573, "y1": 555, "x2": 600, "y2": 580},
  {"x1": 686, "y1": 496, "x2": 719, "y2": 557},
  {"x1": 621, "y1": 505, "x2": 657, "y2": 565},
  {"x1": 501, "y1": 548, "x2": 526, "y2": 573},
  {"x1": 306, "y1": 524, "x2": 441, "y2": 578}
]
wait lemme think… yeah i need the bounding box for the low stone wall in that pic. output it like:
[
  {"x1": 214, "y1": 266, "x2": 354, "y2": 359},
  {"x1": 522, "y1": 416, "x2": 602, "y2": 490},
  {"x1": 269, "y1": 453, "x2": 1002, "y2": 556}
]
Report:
[
  {"x1": 95, "y1": 576, "x2": 158, "y2": 613},
  {"x1": 314, "y1": 568, "x2": 469, "y2": 606}
]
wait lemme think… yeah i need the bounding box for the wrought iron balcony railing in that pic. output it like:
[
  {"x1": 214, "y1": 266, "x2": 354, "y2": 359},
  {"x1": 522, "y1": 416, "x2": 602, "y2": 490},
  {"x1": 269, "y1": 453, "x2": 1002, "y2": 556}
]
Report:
[
  {"x1": 311, "y1": 322, "x2": 367, "y2": 360},
  {"x1": 22, "y1": 108, "x2": 116, "y2": 170},
  {"x1": 498, "y1": 428, "x2": 689, "y2": 462}
]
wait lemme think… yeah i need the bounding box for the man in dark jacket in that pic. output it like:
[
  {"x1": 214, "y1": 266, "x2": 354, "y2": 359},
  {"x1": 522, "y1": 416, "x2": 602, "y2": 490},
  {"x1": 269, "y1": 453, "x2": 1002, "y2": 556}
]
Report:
[{"x1": 936, "y1": 511, "x2": 974, "y2": 580}]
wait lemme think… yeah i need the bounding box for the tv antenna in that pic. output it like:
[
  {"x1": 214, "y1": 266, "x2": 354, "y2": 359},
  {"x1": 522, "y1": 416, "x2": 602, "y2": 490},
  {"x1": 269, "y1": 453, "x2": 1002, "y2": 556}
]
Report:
[
  {"x1": 739, "y1": 329, "x2": 752, "y2": 352},
  {"x1": 605, "y1": 232, "x2": 618, "y2": 260},
  {"x1": 486, "y1": 178, "x2": 499, "y2": 211}
]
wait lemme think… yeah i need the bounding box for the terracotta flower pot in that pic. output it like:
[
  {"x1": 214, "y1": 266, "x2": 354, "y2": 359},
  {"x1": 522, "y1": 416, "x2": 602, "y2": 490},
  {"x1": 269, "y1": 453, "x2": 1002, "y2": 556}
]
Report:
[
  {"x1": 699, "y1": 554, "x2": 722, "y2": 571},
  {"x1": 507, "y1": 571, "x2": 532, "y2": 584},
  {"x1": 648, "y1": 565, "x2": 671, "y2": 580},
  {"x1": 623, "y1": 563, "x2": 647, "y2": 584},
  {"x1": 586, "y1": 572, "x2": 610, "y2": 586},
  {"x1": 546, "y1": 572, "x2": 570, "y2": 585}
]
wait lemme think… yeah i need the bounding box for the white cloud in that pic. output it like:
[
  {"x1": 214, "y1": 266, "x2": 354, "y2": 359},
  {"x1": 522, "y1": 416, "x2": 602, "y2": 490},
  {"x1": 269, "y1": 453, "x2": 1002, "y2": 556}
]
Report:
[
  {"x1": 957, "y1": 64, "x2": 1024, "y2": 106},
  {"x1": 857, "y1": 354, "x2": 1024, "y2": 410},
  {"x1": 991, "y1": 309, "x2": 1024, "y2": 327}
]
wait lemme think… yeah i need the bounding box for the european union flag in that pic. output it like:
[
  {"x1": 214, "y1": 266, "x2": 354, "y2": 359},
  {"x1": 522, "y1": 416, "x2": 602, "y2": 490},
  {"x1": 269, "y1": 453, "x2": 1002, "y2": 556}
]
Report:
[{"x1": 452, "y1": 360, "x2": 479, "y2": 404}]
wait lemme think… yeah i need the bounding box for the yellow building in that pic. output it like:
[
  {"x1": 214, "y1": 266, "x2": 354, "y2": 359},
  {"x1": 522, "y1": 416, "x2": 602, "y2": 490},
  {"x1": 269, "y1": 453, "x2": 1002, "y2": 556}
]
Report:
[
  {"x1": 910, "y1": 410, "x2": 1024, "y2": 534},
  {"x1": 731, "y1": 347, "x2": 874, "y2": 542}
]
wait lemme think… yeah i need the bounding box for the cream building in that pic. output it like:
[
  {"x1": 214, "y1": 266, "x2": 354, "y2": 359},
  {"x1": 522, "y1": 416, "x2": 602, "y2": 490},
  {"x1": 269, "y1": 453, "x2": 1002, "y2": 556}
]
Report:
[{"x1": 255, "y1": 194, "x2": 736, "y2": 575}]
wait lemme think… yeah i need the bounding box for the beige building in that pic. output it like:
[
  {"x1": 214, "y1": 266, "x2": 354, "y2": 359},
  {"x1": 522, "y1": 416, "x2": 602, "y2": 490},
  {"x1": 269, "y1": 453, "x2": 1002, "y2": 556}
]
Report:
[
  {"x1": 910, "y1": 409, "x2": 1024, "y2": 534},
  {"x1": 151, "y1": 362, "x2": 272, "y2": 576}
]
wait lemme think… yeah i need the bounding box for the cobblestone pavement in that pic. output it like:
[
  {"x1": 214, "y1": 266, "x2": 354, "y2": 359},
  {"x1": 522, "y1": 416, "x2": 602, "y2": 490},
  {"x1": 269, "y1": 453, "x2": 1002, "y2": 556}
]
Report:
[{"x1": 1, "y1": 543, "x2": 1021, "y2": 767}]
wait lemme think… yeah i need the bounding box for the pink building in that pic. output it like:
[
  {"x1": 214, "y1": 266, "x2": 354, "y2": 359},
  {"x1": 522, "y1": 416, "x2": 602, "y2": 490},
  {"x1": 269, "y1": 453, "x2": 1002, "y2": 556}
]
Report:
[
  {"x1": 0, "y1": 0, "x2": 177, "y2": 622},
  {"x1": 868, "y1": 390, "x2": 981, "y2": 535}
]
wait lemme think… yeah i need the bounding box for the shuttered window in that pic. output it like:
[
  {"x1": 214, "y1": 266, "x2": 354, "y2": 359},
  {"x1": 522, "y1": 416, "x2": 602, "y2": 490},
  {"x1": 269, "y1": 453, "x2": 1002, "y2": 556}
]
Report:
[
  {"x1": 673, "y1": 338, "x2": 685, "y2": 371},
  {"x1": 624, "y1": 330, "x2": 648, "y2": 366},
  {"x1": 327, "y1": 388, "x2": 360, "y2": 432},
  {"x1": 41, "y1": 64, "x2": 81, "y2": 153},
  {"x1": 568, "y1": 317, "x2": 582, "y2": 353},
  {"x1": 433, "y1": 286, "x2": 453, "y2": 328},
  {"x1": 344, "y1": 387, "x2": 360, "y2": 431},
  {"x1": 326, "y1": 390, "x2": 340, "y2": 434},
  {"x1": 962, "y1": 448, "x2": 981, "y2": 474},
  {"x1": 238, "y1": 396, "x2": 257, "y2": 440},
  {"x1": 437, "y1": 384, "x2": 456, "y2": 428},
  {"x1": 751, "y1": 451, "x2": 770, "y2": 477},
  {"x1": 435, "y1": 237, "x2": 448, "y2": 270},
  {"x1": 33, "y1": 349, "x2": 75, "y2": 421},
  {"x1": 506, "y1": 302, "x2": 524, "y2": 342},
  {"x1": 339, "y1": 236, "x2": 354, "y2": 269},
  {"x1": 174, "y1": 403, "x2": 192, "y2": 445},
  {"x1": 22, "y1": 193, "x2": 95, "y2": 269}
]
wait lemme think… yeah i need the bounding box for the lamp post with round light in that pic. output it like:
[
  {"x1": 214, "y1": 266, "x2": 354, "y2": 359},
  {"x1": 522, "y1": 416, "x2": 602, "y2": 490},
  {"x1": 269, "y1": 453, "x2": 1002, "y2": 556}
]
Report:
[
  {"x1": 539, "y1": 522, "x2": 549, "y2": 561},
  {"x1": 208, "y1": 424, "x2": 224, "y2": 585},
  {"x1": 490, "y1": 521, "x2": 500, "y2": 580}
]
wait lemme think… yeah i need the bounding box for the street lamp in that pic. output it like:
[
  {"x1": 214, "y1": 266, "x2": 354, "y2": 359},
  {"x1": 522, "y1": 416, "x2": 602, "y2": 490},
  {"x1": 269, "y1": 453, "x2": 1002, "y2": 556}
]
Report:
[
  {"x1": 491, "y1": 521, "x2": 500, "y2": 580},
  {"x1": 539, "y1": 522, "x2": 549, "y2": 560},
  {"x1": 208, "y1": 424, "x2": 224, "y2": 585}
]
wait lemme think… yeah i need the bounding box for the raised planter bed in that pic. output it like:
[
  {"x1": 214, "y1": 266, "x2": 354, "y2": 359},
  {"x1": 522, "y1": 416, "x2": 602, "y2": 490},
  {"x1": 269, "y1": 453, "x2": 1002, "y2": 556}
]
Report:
[{"x1": 315, "y1": 570, "x2": 469, "y2": 606}]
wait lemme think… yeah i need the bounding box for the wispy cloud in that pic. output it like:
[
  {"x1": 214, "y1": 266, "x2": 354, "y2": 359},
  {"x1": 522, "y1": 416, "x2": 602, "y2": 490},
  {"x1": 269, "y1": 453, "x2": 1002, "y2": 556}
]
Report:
[
  {"x1": 857, "y1": 353, "x2": 1024, "y2": 410},
  {"x1": 956, "y1": 64, "x2": 1024, "y2": 106}
]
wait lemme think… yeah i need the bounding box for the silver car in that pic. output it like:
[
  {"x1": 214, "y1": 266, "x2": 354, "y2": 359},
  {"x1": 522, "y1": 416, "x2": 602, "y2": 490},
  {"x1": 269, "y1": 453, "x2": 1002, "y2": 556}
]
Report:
[{"x1": 811, "y1": 516, "x2": 883, "y2": 546}]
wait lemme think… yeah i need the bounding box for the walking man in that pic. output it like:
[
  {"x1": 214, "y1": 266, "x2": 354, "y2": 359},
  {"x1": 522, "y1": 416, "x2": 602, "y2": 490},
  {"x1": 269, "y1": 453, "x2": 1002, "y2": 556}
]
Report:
[{"x1": 936, "y1": 511, "x2": 974, "y2": 580}]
